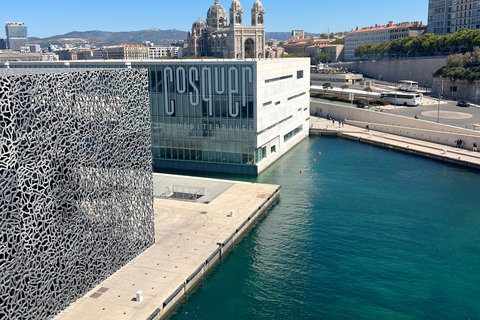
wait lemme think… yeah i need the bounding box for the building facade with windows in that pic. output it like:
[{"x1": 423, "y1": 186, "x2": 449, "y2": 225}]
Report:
[
  {"x1": 427, "y1": 0, "x2": 480, "y2": 35},
  {"x1": 103, "y1": 45, "x2": 148, "y2": 60},
  {"x1": 427, "y1": 0, "x2": 448, "y2": 35},
  {"x1": 183, "y1": 0, "x2": 266, "y2": 58},
  {"x1": 345, "y1": 21, "x2": 427, "y2": 61},
  {"x1": 1, "y1": 58, "x2": 310, "y2": 175},
  {"x1": 5, "y1": 22, "x2": 29, "y2": 51}
]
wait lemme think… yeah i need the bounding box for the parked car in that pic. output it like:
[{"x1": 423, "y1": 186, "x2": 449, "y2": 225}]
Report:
[
  {"x1": 356, "y1": 101, "x2": 369, "y2": 108},
  {"x1": 457, "y1": 100, "x2": 470, "y2": 107}
]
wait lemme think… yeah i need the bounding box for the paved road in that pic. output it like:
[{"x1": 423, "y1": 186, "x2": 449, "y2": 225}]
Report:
[{"x1": 311, "y1": 80, "x2": 480, "y2": 131}]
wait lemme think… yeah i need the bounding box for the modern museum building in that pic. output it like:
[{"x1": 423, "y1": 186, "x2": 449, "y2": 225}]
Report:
[{"x1": 1, "y1": 58, "x2": 310, "y2": 174}]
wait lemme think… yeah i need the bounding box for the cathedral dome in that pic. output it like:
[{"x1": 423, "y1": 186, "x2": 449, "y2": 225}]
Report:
[
  {"x1": 207, "y1": 0, "x2": 228, "y2": 30},
  {"x1": 192, "y1": 18, "x2": 206, "y2": 35}
]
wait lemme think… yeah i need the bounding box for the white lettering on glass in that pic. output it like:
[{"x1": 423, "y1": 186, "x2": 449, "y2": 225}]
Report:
[
  {"x1": 228, "y1": 67, "x2": 239, "y2": 117},
  {"x1": 202, "y1": 67, "x2": 213, "y2": 116},
  {"x1": 163, "y1": 67, "x2": 175, "y2": 115},
  {"x1": 189, "y1": 67, "x2": 199, "y2": 106}
]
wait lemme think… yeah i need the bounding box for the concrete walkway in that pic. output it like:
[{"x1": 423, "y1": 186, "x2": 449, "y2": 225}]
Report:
[
  {"x1": 310, "y1": 117, "x2": 480, "y2": 170},
  {"x1": 54, "y1": 174, "x2": 280, "y2": 320}
]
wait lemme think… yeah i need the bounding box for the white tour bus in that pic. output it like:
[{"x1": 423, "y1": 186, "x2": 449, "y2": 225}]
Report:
[
  {"x1": 379, "y1": 92, "x2": 423, "y2": 106},
  {"x1": 396, "y1": 80, "x2": 418, "y2": 92}
]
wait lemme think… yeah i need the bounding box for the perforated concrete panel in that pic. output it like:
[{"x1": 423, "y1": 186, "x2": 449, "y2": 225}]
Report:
[{"x1": 0, "y1": 68, "x2": 154, "y2": 319}]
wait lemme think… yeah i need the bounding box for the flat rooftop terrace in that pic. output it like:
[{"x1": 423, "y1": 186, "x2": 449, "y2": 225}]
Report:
[{"x1": 54, "y1": 173, "x2": 280, "y2": 320}]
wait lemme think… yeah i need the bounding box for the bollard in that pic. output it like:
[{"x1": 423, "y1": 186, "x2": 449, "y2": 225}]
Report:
[{"x1": 136, "y1": 291, "x2": 143, "y2": 302}]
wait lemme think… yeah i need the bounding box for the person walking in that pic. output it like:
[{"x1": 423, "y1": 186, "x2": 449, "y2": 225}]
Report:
[{"x1": 473, "y1": 142, "x2": 478, "y2": 152}]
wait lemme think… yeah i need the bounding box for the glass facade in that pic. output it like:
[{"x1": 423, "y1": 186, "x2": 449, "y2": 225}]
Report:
[
  {"x1": 145, "y1": 63, "x2": 256, "y2": 170},
  {"x1": 5, "y1": 23, "x2": 28, "y2": 51}
]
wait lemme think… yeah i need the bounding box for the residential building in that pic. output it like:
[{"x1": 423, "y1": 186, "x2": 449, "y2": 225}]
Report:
[
  {"x1": 1, "y1": 58, "x2": 310, "y2": 175},
  {"x1": 306, "y1": 44, "x2": 345, "y2": 62},
  {"x1": 427, "y1": 0, "x2": 480, "y2": 35},
  {"x1": 42, "y1": 52, "x2": 59, "y2": 61},
  {"x1": 29, "y1": 44, "x2": 41, "y2": 53},
  {"x1": 291, "y1": 30, "x2": 305, "y2": 39},
  {"x1": 77, "y1": 49, "x2": 94, "y2": 60},
  {"x1": 103, "y1": 45, "x2": 148, "y2": 59},
  {"x1": 0, "y1": 67, "x2": 153, "y2": 320},
  {"x1": 427, "y1": 0, "x2": 448, "y2": 35},
  {"x1": 5, "y1": 22, "x2": 28, "y2": 51},
  {"x1": 56, "y1": 49, "x2": 77, "y2": 60},
  {"x1": 281, "y1": 39, "x2": 310, "y2": 54},
  {"x1": 148, "y1": 46, "x2": 180, "y2": 59},
  {"x1": 183, "y1": 0, "x2": 266, "y2": 58},
  {"x1": 0, "y1": 38, "x2": 7, "y2": 49},
  {"x1": 345, "y1": 21, "x2": 427, "y2": 61}
]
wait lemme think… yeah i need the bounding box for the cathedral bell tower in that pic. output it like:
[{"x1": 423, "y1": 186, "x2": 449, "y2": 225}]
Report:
[
  {"x1": 251, "y1": 0, "x2": 265, "y2": 26},
  {"x1": 230, "y1": 0, "x2": 243, "y2": 26}
]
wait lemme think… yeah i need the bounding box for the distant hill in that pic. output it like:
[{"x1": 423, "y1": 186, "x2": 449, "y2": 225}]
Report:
[
  {"x1": 29, "y1": 29, "x2": 188, "y2": 47},
  {"x1": 29, "y1": 29, "x2": 327, "y2": 47},
  {"x1": 266, "y1": 32, "x2": 330, "y2": 41}
]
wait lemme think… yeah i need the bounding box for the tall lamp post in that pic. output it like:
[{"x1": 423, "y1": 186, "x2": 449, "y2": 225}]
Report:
[
  {"x1": 437, "y1": 79, "x2": 444, "y2": 123},
  {"x1": 476, "y1": 81, "x2": 478, "y2": 105}
]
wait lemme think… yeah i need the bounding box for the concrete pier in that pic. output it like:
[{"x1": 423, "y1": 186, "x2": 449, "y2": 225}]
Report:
[
  {"x1": 310, "y1": 117, "x2": 480, "y2": 170},
  {"x1": 54, "y1": 174, "x2": 280, "y2": 320}
]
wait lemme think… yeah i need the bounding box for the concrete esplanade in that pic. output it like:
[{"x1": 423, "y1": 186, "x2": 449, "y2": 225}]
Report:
[
  {"x1": 310, "y1": 99, "x2": 480, "y2": 170},
  {"x1": 54, "y1": 174, "x2": 280, "y2": 320}
]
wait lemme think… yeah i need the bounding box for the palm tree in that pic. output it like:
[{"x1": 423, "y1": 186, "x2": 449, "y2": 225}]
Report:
[{"x1": 340, "y1": 84, "x2": 349, "y2": 96}]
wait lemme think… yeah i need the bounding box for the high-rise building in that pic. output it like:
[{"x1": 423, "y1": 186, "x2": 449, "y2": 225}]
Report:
[
  {"x1": 427, "y1": 0, "x2": 480, "y2": 35},
  {"x1": 427, "y1": 0, "x2": 448, "y2": 35},
  {"x1": 5, "y1": 22, "x2": 29, "y2": 51}
]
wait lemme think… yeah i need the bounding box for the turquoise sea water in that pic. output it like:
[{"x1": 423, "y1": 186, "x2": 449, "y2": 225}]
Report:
[{"x1": 165, "y1": 137, "x2": 480, "y2": 320}]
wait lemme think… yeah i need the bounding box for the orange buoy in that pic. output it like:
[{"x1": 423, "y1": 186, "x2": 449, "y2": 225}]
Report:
[
  {"x1": 318, "y1": 152, "x2": 321, "y2": 155},
  {"x1": 314, "y1": 159, "x2": 316, "y2": 162},
  {"x1": 300, "y1": 169, "x2": 303, "y2": 173}
]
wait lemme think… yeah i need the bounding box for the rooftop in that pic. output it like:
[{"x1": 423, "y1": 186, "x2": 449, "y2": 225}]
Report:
[{"x1": 347, "y1": 21, "x2": 427, "y2": 34}]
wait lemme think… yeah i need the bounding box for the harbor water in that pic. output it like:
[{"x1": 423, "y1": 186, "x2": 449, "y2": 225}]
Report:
[{"x1": 165, "y1": 137, "x2": 480, "y2": 320}]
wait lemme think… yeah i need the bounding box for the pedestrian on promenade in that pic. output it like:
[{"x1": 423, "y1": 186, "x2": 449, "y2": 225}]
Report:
[
  {"x1": 342, "y1": 120, "x2": 345, "y2": 127},
  {"x1": 366, "y1": 124, "x2": 370, "y2": 131},
  {"x1": 473, "y1": 142, "x2": 478, "y2": 152},
  {"x1": 339, "y1": 121, "x2": 341, "y2": 128},
  {"x1": 415, "y1": 115, "x2": 418, "y2": 119},
  {"x1": 332, "y1": 119, "x2": 335, "y2": 125},
  {"x1": 326, "y1": 113, "x2": 330, "y2": 120}
]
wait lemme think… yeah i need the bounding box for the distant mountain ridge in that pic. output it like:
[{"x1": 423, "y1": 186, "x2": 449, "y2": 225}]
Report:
[
  {"x1": 29, "y1": 29, "x2": 188, "y2": 46},
  {"x1": 29, "y1": 29, "x2": 325, "y2": 47}
]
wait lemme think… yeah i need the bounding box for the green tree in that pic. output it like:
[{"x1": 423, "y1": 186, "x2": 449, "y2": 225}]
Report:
[
  {"x1": 331, "y1": 38, "x2": 345, "y2": 45},
  {"x1": 314, "y1": 52, "x2": 331, "y2": 63},
  {"x1": 322, "y1": 82, "x2": 332, "y2": 94},
  {"x1": 340, "y1": 84, "x2": 349, "y2": 96},
  {"x1": 364, "y1": 86, "x2": 372, "y2": 100}
]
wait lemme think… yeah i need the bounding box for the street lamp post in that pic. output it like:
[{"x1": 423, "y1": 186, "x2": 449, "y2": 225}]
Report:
[
  {"x1": 476, "y1": 81, "x2": 478, "y2": 105},
  {"x1": 437, "y1": 79, "x2": 444, "y2": 123}
]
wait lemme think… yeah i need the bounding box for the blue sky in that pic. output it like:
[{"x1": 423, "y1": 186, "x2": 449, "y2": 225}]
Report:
[{"x1": 1, "y1": 0, "x2": 428, "y2": 38}]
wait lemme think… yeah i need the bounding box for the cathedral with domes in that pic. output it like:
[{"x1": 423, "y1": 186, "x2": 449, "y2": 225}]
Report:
[{"x1": 183, "y1": 0, "x2": 266, "y2": 58}]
